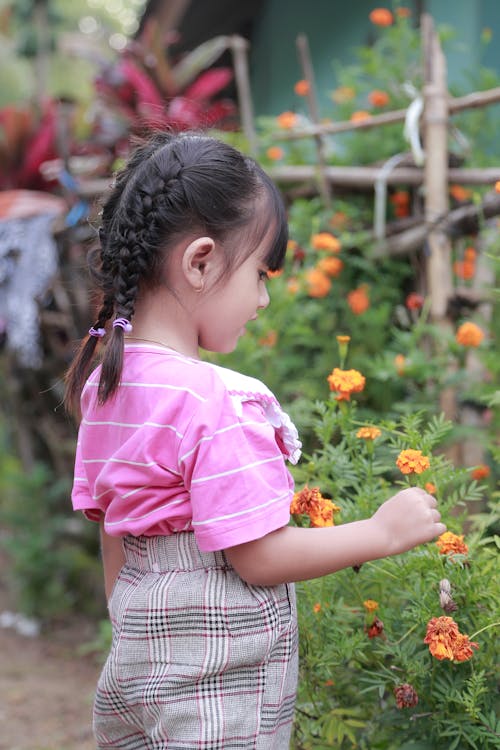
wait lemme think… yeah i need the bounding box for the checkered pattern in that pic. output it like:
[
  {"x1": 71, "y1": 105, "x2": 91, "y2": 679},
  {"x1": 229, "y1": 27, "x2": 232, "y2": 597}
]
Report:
[{"x1": 93, "y1": 533, "x2": 298, "y2": 748}]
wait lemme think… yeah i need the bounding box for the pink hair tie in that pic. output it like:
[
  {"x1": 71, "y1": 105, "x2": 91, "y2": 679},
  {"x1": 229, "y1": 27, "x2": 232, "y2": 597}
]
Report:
[
  {"x1": 113, "y1": 317, "x2": 133, "y2": 333},
  {"x1": 88, "y1": 326, "x2": 106, "y2": 338}
]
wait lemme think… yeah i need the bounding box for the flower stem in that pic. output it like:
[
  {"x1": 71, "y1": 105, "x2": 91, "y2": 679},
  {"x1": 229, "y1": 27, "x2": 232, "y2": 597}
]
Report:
[{"x1": 469, "y1": 621, "x2": 500, "y2": 640}]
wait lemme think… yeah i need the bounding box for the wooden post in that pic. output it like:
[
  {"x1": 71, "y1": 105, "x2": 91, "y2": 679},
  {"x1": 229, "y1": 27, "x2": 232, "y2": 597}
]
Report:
[
  {"x1": 422, "y1": 14, "x2": 460, "y2": 457},
  {"x1": 230, "y1": 35, "x2": 258, "y2": 156},
  {"x1": 296, "y1": 33, "x2": 331, "y2": 206}
]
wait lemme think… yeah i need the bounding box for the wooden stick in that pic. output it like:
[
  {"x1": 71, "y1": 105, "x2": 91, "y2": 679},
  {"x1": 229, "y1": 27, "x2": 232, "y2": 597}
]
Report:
[
  {"x1": 278, "y1": 86, "x2": 500, "y2": 141},
  {"x1": 230, "y1": 35, "x2": 258, "y2": 156},
  {"x1": 296, "y1": 33, "x2": 331, "y2": 206}
]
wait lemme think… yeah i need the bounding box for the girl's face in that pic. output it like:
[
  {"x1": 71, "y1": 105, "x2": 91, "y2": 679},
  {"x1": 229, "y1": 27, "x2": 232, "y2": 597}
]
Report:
[{"x1": 196, "y1": 236, "x2": 272, "y2": 354}]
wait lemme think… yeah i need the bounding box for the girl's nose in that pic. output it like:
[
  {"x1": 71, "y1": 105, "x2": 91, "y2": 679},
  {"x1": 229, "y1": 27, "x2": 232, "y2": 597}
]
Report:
[{"x1": 258, "y1": 284, "x2": 270, "y2": 309}]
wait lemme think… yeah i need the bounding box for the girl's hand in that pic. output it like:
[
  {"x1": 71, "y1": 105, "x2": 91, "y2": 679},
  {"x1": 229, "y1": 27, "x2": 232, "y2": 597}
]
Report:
[{"x1": 371, "y1": 487, "x2": 446, "y2": 556}]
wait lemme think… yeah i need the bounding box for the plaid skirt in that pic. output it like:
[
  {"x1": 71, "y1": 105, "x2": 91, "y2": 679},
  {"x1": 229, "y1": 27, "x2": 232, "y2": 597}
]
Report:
[{"x1": 93, "y1": 533, "x2": 299, "y2": 749}]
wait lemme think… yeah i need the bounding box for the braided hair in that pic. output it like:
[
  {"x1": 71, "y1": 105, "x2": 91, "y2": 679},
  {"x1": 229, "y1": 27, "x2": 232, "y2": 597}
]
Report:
[{"x1": 65, "y1": 131, "x2": 288, "y2": 418}]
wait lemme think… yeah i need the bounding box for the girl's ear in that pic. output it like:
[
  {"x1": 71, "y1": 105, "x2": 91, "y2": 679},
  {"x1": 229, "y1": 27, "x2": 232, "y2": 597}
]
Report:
[{"x1": 181, "y1": 236, "x2": 217, "y2": 291}]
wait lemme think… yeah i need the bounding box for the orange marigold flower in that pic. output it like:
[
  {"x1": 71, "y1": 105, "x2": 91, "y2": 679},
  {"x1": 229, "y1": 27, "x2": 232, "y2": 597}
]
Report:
[
  {"x1": 357, "y1": 426, "x2": 381, "y2": 440},
  {"x1": 291, "y1": 486, "x2": 340, "y2": 528},
  {"x1": 350, "y1": 110, "x2": 371, "y2": 123},
  {"x1": 464, "y1": 246, "x2": 477, "y2": 261},
  {"x1": 317, "y1": 256, "x2": 344, "y2": 278},
  {"x1": 423, "y1": 616, "x2": 460, "y2": 660},
  {"x1": 336, "y1": 335, "x2": 351, "y2": 345},
  {"x1": 294, "y1": 79, "x2": 310, "y2": 96},
  {"x1": 395, "y1": 7, "x2": 411, "y2": 18},
  {"x1": 347, "y1": 285, "x2": 370, "y2": 314},
  {"x1": 324, "y1": 679, "x2": 334, "y2": 686},
  {"x1": 453, "y1": 260, "x2": 476, "y2": 280},
  {"x1": 329, "y1": 211, "x2": 348, "y2": 229},
  {"x1": 425, "y1": 482, "x2": 437, "y2": 494},
  {"x1": 313, "y1": 602, "x2": 322, "y2": 613},
  {"x1": 396, "y1": 449, "x2": 430, "y2": 475},
  {"x1": 311, "y1": 232, "x2": 341, "y2": 252},
  {"x1": 266, "y1": 146, "x2": 284, "y2": 161},
  {"x1": 258, "y1": 330, "x2": 278, "y2": 348},
  {"x1": 277, "y1": 111, "x2": 298, "y2": 129},
  {"x1": 306, "y1": 268, "x2": 331, "y2": 298},
  {"x1": 287, "y1": 239, "x2": 298, "y2": 252},
  {"x1": 287, "y1": 277, "x2": 300, "y2": 295},
  {"x1": 368, "y1": 89, "x2": 390, "y2": 107},
  {"x1": 424, "y1": 617, "x2": 479, "y2": 662},
  {"x1": 369, "y1": 8, "x2": 394, "y2": 26},
  {"x1": 453, "y1": 633, "x2": 479, "y2": 662},
  {"x1": 327, "y1": 368, "x2": 366, "y2": 401},
  {"x1": 471, "y1": 464, "x2": 490, "y2": 480},
  {"x1": 331, "y1": 86, "x2": 356, "y2": 103},
  {"x1": 406, "y1": 292, "x2": 425, "y2": 310},
  {"x1": 366, "y1": 616, "x2": 385, "y2": 638},
  {"x1": 390, "y1": 190, "x2": 410, "y2": 207},
  {"x1": 436, "y1": 531, "x2": 468, "y2": 557},
  {"x1": 394, "y1": 683, "x2": 418, "y2": 709},
  {"x1": 363, "y1": 599, "x2": 379, "y2": 612},
  {"x1": 456, "y1": 321, "x2": 485, "y2": 347},
  {"x1": 495, "y1": 180, "x2": 500, "y2": 193},
  {"x1": 267, "y1": 269, "x2": 283, "y2": 278},
  {"x1": 449, "y1": 184, "x2": 472, "y2": 202},
  {"x1": 394, "y1": 354, "x2": 406, "y2": 375}
]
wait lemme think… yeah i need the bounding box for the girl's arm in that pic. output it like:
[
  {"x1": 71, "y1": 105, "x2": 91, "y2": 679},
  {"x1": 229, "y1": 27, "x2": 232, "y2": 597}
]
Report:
[
  {"x1": 225, "y1": 487, "x2": 445, "y2": 586},
  {"x1": 99, "y1": 520, "x2": 126, "y2": 600}
]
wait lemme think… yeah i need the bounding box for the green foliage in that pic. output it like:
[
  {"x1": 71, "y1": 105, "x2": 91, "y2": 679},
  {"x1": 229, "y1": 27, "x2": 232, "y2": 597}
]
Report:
[{"x1": 0, "y1": 433, "x2": 102, "y2": 621}]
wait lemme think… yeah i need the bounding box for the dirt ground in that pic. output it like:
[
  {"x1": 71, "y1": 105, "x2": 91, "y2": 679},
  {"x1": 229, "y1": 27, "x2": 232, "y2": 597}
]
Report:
[{"x1": 0, "y1": 571, "x2": 102, "y2": 750}]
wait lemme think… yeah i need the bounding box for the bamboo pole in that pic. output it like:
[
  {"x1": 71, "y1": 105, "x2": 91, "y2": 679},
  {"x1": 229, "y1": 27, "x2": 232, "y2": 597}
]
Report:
[
  {"x1": 296, "y1": 33, "x2": 331, "y2": 206},
  {"x1": 230, "y1": 35, "x2": 258, "y2": 156},
  {"x1": 278, "y1": 86, "x2": 500, "y2": 140}
]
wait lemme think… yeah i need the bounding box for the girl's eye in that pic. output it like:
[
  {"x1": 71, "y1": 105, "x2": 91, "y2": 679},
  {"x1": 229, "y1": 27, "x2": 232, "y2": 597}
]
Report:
[{"x1": 259, "y1": 270, "x2": 269, "y2": 281}]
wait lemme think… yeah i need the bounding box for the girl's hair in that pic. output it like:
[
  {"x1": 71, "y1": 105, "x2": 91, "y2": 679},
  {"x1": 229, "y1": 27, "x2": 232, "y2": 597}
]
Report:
[{"x1": 64, "y1": 130, "x2": 288, "y2": 418}]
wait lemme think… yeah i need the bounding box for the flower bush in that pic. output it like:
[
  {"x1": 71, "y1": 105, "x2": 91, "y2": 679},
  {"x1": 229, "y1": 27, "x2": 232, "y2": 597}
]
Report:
[{"x1": 212, "y1": 5, "x2": 499, "y2": 748}]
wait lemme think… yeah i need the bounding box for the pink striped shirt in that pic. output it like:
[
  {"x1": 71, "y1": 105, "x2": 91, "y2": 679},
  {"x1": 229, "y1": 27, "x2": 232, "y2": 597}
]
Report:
[{"x1": 71, "y1": 343, "x2": 302, "y2": 551}]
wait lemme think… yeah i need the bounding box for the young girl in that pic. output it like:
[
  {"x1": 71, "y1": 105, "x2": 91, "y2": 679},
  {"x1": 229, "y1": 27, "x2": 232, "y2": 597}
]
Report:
[{"x1": 66, "y1": 131, "x2": 445, "y2": 749}]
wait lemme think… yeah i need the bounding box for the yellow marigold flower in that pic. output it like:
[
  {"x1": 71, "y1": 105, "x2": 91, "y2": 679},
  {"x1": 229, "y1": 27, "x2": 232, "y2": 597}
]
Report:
[
  {"x1": 317, "y1": 256, "x2": 344, "y2": 277},
  {"x1": 436, "y1": 532, "x2": 468, "y2": 557},
  {"x1": 396, "y1": 449, "x2": 430, "y2": 475},
  {"x1": 332, "y1": 86, "x2": 356, "y2": 103},
  {"x1": 363, "y1": 599, "x2": 379, "y2": 612},
  {"x1": 294, "y1": 79, "x2": 310, "y2": 96},
  {"x1": 327, "y1": 368, "x2": 366, "y2": 401},
  {"x1": 350, "y1": 110, "x2": 371, "y2": 123},
  {"x1": 306, "y1": 268, "x2": 331, "y2": 298},
  {"x1": 357, "y1": 426, "x2": 381, "y2": 440},
  {"x1": 456, "y1": 321, "x2": 485, "y2": 347},
  {"x1": 394, "y1": 354, "x2": 406, "y2": 375},
  {"x1": 368, "y1": 89, "x2": 390, "y2": 107},
  {"x1": 311, "y1": 232, "x2": 341, "y2": 252},
  {"x1": 369, "y1": 8, "x2": 394, "y2": 26},
  {"x1": 309, "y1": 497, "x2": 339, "y2": 527},
  {"x1": 425, "y1": 482, "x2": 437, "y2": 494},
  {"x1": 336, "y1": 335, "x2": 351, "y2": 345},
  {"x1": 424, "y1": 616, "x2": 478, "y2": 662},
  {"x1": 266, "y1": 146, "x2": 284, "y2": 161},
  {"x1": 277, "y1": 111, "x2": 298, "y2": 129},
  {"x1": 313, "y1": 602, "x2": 322, "y2": 613}
]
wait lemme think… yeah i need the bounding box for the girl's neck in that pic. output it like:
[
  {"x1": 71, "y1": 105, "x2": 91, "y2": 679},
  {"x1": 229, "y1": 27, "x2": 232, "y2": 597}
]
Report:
[{"x1": 130, "y1": 291, "x2": 200, "y2": 359}]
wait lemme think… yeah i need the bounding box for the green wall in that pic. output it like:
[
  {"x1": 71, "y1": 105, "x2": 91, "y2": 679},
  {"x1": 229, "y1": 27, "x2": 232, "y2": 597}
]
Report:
[{"x1": 249, "y1": 0, "x2": 500, "y2": 117}]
